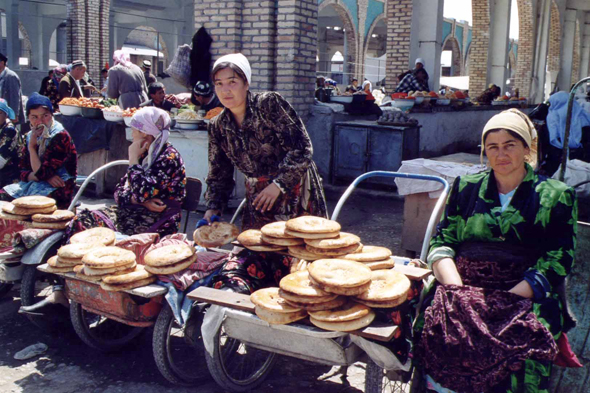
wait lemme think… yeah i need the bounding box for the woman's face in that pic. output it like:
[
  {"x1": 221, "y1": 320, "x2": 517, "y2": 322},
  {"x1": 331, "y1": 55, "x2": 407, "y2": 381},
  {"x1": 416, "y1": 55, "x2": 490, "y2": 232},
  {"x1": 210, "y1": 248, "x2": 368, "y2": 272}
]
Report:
[
  {"x1": 484, "y1": 129, "x2": 529, "y2": 177},
  {"x1": 28, "y1": 107, "x2": 53, "y2": 130},
  {"x1": 131, "y1": 128, "x2": 155, "y2": 148},
  {"x1": 364, "y1": 84, "x2": 370, "y2": 92},
  {"x1": 214, "y1": 68, "x2": 248, "y2": 112}
]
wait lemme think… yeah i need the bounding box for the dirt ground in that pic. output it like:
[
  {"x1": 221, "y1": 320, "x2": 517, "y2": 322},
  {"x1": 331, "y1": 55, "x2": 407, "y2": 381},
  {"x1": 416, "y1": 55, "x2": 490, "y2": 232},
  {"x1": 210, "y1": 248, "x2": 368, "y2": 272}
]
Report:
[{"x1": 0, "y1": 187, "x2": 409, "y2": 393}]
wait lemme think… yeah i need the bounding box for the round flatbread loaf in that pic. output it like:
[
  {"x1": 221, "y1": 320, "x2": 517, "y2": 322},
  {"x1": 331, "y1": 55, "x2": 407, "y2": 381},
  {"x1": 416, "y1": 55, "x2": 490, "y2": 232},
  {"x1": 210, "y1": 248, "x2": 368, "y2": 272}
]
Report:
[
  {"x1": 237, "y1": 229, "x2": 265, "y2": 247},
  {"x1": 70, "y1": 227, "x2": 116, "y2": 246},
  {"x1": 287, "y1": 245, "x2": 325, "y2": 261},
  {"x1": 283, "y1": 296, "x2": 346, "y2": 311},
  {"x1": 46, "y1": 256, "x2": 76, "y2": 272},
  {"x1": 354, "y1": 296, "x2": 408, "y2": 308},
  {"x1": 278, "y1": 288, "x2": 338, "y2": 304},
  {"x1": 304, "y1": 232, "x2": 361, "y2": 249},
  {"x1": 12, "y1": 196, "x2": 56, "y2": 209},
  {"x1": 0, "y1": 209, "x2": 30, "y2": 221},
  {"x1": 5, "y1": 204, "x2": 57, "y2": 215},
  {"x1": 260, "y1": 221, "x2": 297, "y2": 239},
  {"x1": 30, "y1": 221, "x2": 69, "y2": 230},
  {"x1": 58, "y1": 243, "x2": 102, "y2": 259},
  {"x1": 309, "y1": 276, "x2": 372, "y2": 296},
  {"x1": 285, "y1": 216, "x2": 341, "y2": 234},
  {"x1": 284, "y1": 228, "x2": 340, "y2": 239},
  {"x1": 308, "y1": 301, "x2": 371, "y2": 322},
  {"x1": 100, "y1": 276, "x2": 157, "y2": 292},
  {"x1": 305, "y1": 243, "x2": 361, "y2": 257},
  {"x1": 261, "y1": 234, "x2": 304, "y2": 246},
  {"x1": 73, "y1": 265, "x2": 84, "y2": 274},
  {"x1": 82, "y1": 247, "x2": 136, "y2": 268},
  {"x1": 144, "y1": 244, "x2": 195, "y2": 267},
  {"x1": 309, "y1": 310, "x2": 375, "y2": 332},
  {"x1": 279, "y1": 271, "x2": 330, "y2": 297},
  {"x1": 250, "y1": 287, "x2": 302, "y2": 313},
  {"x1": 246, "y1": 244, "x2": 286, "y2": 252},
  {"x1": 83, "y1": 263, "x2": 136, "y2": 276},
  {"x1": 103, "y1": 265, "x2": 153, "y2": 285},
  {"x1": 342, "y1": 246, "x2": 392, "y2": 262},
  {"x1": 32, "y1": 210, "x2": 75, "y2": 223},
  {"x1": 144, "y1": 253, "x2": 197, "y2": 275},
  {"x1": 55, "y1": 256, "x2": 83, "y2": 267},
  {"x1": 363, "y1": 259, "x2": 395, "y2": 270},
  {"x1": 193, "y1": 222, "x2": 239, "y2": 248},
  {"x1": 254, "y1": 305, "x2": 308, "y2": 325},
  {"x1": 308, "y1": 259, "x2": 372, "y2": 288},
  {"x1": 356, "y1": 270, "x2": 411, "y2": 302}
]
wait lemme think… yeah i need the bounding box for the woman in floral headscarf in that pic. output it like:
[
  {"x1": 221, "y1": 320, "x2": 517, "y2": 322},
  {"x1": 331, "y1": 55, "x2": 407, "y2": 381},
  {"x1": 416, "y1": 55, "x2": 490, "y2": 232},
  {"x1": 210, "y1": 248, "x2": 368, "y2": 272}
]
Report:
[{"x1": 66, "y1": 107, "x2": 186, "y2": 237}]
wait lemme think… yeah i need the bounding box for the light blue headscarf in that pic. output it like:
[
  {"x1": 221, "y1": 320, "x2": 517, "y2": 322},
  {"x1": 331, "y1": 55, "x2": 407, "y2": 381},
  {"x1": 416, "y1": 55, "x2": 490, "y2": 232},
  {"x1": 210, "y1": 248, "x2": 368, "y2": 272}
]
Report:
[
  {"x1": 0, "y1": 98, "x2": 15, "y2": 120},
  {"x1": 546, "y1": 91, "x2": 590, "y2": 149}
]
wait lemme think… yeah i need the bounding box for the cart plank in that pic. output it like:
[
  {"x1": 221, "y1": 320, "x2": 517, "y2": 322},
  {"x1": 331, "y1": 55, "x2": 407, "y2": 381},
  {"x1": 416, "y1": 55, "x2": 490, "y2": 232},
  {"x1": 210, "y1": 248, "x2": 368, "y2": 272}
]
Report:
[
  {"x1": 393, "y1": 264, "x2": 431, "y2": 281},
  {"x1": 188, "y1": 287, "x2": 398, "y2": 342},
  {"x1": 37, "y1": 263, "x2": 167, "y2": 298}
]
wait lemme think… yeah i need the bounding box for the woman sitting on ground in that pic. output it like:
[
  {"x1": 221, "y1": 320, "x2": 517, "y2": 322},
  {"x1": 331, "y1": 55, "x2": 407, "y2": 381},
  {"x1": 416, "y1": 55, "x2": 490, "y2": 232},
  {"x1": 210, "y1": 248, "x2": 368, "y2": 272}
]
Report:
[
  {"x1": 67, "y1": 107, "x2": 186, "y2": 238},
  {"x1": 414, "y1": 109, "x2": 577, "y2": 393},
  {"x1": 1, "y1": 93, "x2": 77, "y2": 208},
  {"x1": 0, "y1": 99, "x2": 23, "y2": 188}
]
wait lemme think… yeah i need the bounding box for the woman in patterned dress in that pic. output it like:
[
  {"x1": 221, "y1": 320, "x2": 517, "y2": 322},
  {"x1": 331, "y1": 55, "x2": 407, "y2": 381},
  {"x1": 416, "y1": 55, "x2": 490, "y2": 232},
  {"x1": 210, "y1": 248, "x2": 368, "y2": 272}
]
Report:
[
  {"x1": 0, "y1": 98, "x2": 23, "y2": 187},
  {"x1": 414, "y1": 109, "x2": 577, "y2": 393},
  {"x1": 203, "y1": 53, "x2": 328, "y2": 292},
  {"x1": 66, "y1": 107, "x2": 186, "y2": 238}
]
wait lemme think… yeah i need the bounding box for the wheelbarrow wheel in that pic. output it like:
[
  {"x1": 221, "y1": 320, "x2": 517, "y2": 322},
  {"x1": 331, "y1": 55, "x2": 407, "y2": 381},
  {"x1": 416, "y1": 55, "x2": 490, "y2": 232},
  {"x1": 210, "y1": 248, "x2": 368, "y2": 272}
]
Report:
[
  {"x1": 0, "y1": 282, "x2": 13, "y2": 298},
  {"x1": 20, "y1": 264, "x2": 69, "y2": 331},
  {"x1": 70, "y1": 300, "x2": 144, "y2": 352},
  {"x1": 205, "y1": 321, "x2": 276, "y2": 392},
  {"x1": 365, "y1": 358, "x2": 412, "y2": 393},
  {"x1": 153, "y1": 304, "x2": 209, "y2": 386}
]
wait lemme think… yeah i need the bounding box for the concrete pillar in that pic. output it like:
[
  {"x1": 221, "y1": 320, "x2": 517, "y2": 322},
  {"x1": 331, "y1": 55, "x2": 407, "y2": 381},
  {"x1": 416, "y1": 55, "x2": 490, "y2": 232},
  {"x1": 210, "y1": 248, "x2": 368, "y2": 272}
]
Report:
[
  {"x1": 6, "y1": 0, "x2": 20, "y2": 69},
  {"x1": 409, "y1": 0, "x2": 444, "y2": 92},
  {"x1": 557, "y1": 9, "x2": 577, "y2": 92},
  {"x1": 56, "y1": 24, "x2": 67, "y2": 64},
  {"x1": 317, "y1": 33, "x2": 330, "y2": 74},
  {"x1": 530, "y1": 0, "x2": 551, "y2": 103},
  {"x1": 487, "y1": 0, "x2": 511, "y2": 93},
  {"x1": 580, "y1": 23, "x2": 590, "y2": 79}
]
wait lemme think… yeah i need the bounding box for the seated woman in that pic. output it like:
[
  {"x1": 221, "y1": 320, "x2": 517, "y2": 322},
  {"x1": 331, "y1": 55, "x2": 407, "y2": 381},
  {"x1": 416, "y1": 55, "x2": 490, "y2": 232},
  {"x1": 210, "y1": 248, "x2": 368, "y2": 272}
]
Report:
[
  {"x1": 0, "y1": 99, "x2": 23, "y2": 188},
  {"x1": 414, "y1": 109, "x2": 577, "y2": 393},
  {"x1": 1, "y1": 93, "x2": 77, "y2": 208},
  {"x1": 67, "y1": 107, "x2": 186, "y2": 238}
]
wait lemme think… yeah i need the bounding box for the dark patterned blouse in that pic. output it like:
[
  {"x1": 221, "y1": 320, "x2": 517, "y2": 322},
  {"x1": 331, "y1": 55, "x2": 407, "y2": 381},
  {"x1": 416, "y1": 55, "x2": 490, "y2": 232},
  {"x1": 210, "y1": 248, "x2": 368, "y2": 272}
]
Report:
[
  {"x1": 205, "y1": 91, "x2": 327, "y2": 229},
  {"x1": 0, "y1": 120, "x2": 23, "y2": 187}
]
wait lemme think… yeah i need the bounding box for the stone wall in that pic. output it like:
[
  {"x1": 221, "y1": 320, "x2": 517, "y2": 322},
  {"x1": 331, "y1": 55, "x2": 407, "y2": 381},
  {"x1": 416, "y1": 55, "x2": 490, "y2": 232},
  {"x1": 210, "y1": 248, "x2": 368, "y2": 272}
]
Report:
[
  {"x1": 547, "y1": 1, "x2": 561, "y2": 73},
  {"x1": 384, "y1": 0, "x2": 413, "y2": 93},
  {"x1": 194, "y1": 0, "x2": 317, "y2": 118},
  {"x1": 469, "y1": 0, "x2": 490, "y2": 95}
]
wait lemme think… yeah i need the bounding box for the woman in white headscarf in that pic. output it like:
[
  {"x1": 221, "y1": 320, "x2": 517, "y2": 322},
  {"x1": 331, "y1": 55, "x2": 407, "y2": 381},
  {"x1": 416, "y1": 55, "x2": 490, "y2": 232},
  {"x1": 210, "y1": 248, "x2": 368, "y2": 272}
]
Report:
[
  {"x1": 202, "y1": 53, "x2": 328, "y2": 231},
  {"x1": 106, "y1": 50, "x2": 149, "y2": 109},
  {"x1": 66, "y1": 107, "x2": 186, "y2": 237}
]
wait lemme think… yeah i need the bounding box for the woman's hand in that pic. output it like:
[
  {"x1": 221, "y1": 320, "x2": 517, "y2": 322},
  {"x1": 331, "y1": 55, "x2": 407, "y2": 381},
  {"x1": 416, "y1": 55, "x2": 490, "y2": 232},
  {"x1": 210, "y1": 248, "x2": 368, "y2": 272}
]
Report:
[
  {"x1": 203, "y1": 209, "x2": 221, "y2": 224},
  {"x1": 128, "y1": 140, "x2": 149, "y2": 165},
  {"x1": 141, "y1": 198, "x2": 166, "y2": 213},
  {"x1": 508, "y1": 280, "x2": 534, "y2": 299},
  {"x1": 47, "y1": 175, "x2": 65, "y2": 188},
  {"x1": 252, "y1": 183, "x2": 281, "y2": 212}
]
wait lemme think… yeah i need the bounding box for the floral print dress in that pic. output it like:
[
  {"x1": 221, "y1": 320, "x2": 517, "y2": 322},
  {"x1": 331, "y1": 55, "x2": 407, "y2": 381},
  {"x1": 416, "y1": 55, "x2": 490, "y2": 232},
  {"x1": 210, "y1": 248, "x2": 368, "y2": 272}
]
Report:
[
  {"x1": 66, "y1": 143, "x2": 187, "y2": 238},
  {"x1": 0, "y1": 120, "x2": 23, "y2": 187},
  {"x1": 414, "y1": 163, "x2": 577, "y2": 393},
  {"x1": 205, "y1": 91, "x2": 328, "y2": 230}
]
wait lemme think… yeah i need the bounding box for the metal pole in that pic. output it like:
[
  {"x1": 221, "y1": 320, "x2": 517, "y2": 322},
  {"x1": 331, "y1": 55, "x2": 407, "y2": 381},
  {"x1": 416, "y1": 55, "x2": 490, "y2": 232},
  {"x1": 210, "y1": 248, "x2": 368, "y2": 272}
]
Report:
[
  {"x1": 343, "y1": 30, "x2": 348, "y2": 86},
  {"x1": 156, "y1": 32, "x2": 160, "y2": 75},
  {"x1": 559, "y1": 76, "x2": 590, "y2": 181}
]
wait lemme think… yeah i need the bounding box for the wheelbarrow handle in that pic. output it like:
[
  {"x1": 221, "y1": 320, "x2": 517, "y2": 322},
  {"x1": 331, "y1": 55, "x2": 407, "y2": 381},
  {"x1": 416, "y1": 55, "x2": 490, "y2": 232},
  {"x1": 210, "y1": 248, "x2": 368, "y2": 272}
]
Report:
[{"x1": 330, "y1": 171, "x2": 450, "y2": 261}]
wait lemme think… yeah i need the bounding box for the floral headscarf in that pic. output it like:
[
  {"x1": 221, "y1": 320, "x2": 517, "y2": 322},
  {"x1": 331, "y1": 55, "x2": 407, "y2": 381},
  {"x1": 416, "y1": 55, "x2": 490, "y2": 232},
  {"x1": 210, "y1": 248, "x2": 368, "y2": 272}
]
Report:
[
  {"x1": 129, "y1": 107, "x2": 171, "y2": 171},
  {"x1": 113, "y1": 50, "x2": 132, "y2": 68}
]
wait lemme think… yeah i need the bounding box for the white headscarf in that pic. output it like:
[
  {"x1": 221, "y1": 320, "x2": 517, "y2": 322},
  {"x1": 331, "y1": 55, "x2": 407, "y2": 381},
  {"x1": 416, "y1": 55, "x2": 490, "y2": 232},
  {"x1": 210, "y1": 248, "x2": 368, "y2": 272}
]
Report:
[
  {"x1": 129, "y1": 107, "x2": 171, "y2": 171},
  {"x1": 113, "y1": 50, "x2": 132, "y2": 68},
  {"x1": 362, "y1": 80, "x2": 372, "y2": 92},
  {"x1": 213, "y1": 53, "x2": 252, "y2": 85}
]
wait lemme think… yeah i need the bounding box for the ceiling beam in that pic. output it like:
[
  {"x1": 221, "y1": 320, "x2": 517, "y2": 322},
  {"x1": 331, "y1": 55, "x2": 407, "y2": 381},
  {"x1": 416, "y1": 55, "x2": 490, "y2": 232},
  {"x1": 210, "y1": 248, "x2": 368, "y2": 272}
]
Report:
[{"x1": 567, "y1": 0, "x2": 590, "y2": 12}]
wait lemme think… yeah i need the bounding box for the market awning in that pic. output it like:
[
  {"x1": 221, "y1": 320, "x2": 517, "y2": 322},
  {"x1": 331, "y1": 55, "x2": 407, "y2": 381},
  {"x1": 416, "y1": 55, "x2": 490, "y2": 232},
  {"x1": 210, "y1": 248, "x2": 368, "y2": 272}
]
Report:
[
  {"x1": 122, "y1": 45, "x2": 164, "y2": 58},
  {"x1": 440, "y1": 76, "x2": 469, "y2": 91}
]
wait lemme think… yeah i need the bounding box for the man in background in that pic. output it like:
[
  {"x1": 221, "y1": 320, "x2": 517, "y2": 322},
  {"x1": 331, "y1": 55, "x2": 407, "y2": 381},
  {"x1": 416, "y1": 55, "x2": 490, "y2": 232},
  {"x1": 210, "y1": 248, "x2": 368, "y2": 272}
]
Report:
[
  {"x1": 0, "y1": 53, "x2": 24, "y2": 125},
  {"x1": 59, "y1": 60, "x2": 91, "y2": 99},
  {"x1": 142, "y1": 60, "x2": 157, "y2": 86}
]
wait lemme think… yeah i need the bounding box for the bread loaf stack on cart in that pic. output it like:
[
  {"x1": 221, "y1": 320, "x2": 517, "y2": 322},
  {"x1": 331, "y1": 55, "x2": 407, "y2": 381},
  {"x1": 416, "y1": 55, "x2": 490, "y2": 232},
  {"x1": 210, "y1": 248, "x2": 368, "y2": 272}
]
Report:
[
  {"x1": 144, "y1": 244, "x2": 197, "y2": 275},
  {"x1": 0, "y1": 197, "x2": 57, "y2": 222},
  {"x1": 31, "y1": 210, "x2": 75, "y2": 230},
  {"x1": 82, "y1": 246, "x2": 138, "y2": 288},
  {"x1": 245, "y1": 216, "x2": 412, "y2": 332}
]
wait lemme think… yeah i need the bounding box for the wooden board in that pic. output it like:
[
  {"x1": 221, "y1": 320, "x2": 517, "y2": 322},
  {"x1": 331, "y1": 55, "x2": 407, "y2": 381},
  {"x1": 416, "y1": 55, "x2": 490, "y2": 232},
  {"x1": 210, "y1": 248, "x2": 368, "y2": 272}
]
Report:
[
  {"x1": 188, "y1": 286, "x2": 398, "y2": 342},
  {"x1": 393, "y1": 264, "x2": 432, "y2": 281}
]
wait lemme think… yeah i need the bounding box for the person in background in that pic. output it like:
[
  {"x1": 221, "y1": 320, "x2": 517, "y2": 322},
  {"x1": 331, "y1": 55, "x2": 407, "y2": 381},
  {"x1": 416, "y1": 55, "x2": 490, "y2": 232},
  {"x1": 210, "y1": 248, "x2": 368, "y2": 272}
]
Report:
[
  {"x1": 329, "y1": 80, "x2": 341, "y2": 95},
  {"x1": 0, "y1": 99, "x2": 23, "y2": 187},
  {"x1": 100, "y1": 68, "x2": 109, "y2": 99},
  {"x1": 140, "y1": 82, "x2": 176, "y2": 112},
  {"x1": 345, "y1": 78, "x2": 359, "y2": 93},
  {"x1": 58, "y1": 60, "x2": 91, "y2": 100},
  {"x1": 1, "y1": 94, "x2": 77, "y2": 208},
  {"x1": 315, "y1": 76, "x2": 328, "y2": 102},
  {"x1": 361, "y1": 80, "x2": 375, "y2": 100},
  {"x1": 107, "y1": 50, "x2": 149, "y2": 109},
  {"x1": 142, "y1": 60, "x2": 157, "y2": 86},
  {"x1": 476, "y1": 84, "x2": 502, "y2": 105},
  {"x1": 395, "y1": 68, "x2": 429, "y2": 93},
  {"x1": 191, "y1": 81, "x2": 222, "y2": 112},
  {"x1": 39, "y1": 70, "x2": 54, "y2": 95},
  {"x1": 0, "y1": 53, "x2": 24, "y2": 125}
]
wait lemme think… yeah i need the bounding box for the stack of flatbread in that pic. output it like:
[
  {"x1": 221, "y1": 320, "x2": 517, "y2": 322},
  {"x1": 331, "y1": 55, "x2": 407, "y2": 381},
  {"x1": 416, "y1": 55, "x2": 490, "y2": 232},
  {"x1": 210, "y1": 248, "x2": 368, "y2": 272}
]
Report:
[
  {"x1": 250, "y1": 287, "x2": 308, "y2": 325},
  {"x1": 46, "y1": 242, "x2": 102, "y2": 274},
  {"x1": 100, "y1": 265, "x2": 155, "y2": 292},
  {"x1": 237, "y1": 229, "x2": 286, "y2": 252},
  {"x1": 31, "y1": 210, "x2": 75, "y2": 230},
  {"x1": 353, "y1": 270, "x2": 411, "y2": 308},
  {"x1": 193, "y1": 222, "x2": 239, "y2": 248},
  {"x1": 0, "y1": 197, "x2": 57, "y2": 222},
  {"x1": 144, "y1": 243, "x2": 197, "y2": 275},
  {"x1": 81, "y1": 246, "x2": 138, "y2": 285},
  {"x1": 279, "y1": 270, "x2": 347, "y2": 311},
  {"x1": 342, "y1": 246, "x2": 394, "y2": 270}
]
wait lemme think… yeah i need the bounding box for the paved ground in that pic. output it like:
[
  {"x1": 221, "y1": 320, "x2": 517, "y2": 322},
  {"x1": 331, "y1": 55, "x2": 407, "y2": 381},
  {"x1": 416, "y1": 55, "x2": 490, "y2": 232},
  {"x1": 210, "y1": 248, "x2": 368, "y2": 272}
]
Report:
[{"x1": 0, "y1": 186, "x2": 408, "y2": 393}]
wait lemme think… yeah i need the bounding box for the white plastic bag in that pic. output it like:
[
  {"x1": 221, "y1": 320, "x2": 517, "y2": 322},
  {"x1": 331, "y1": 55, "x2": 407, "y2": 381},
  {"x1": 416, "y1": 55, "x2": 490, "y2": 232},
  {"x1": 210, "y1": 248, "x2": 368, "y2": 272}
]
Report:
[
  {"x1": 166, "y1": 44, "x2": 192, "y2": 88},
  {"x1": 552, "y1": 159, "x2": 590, "y2": 197}
]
